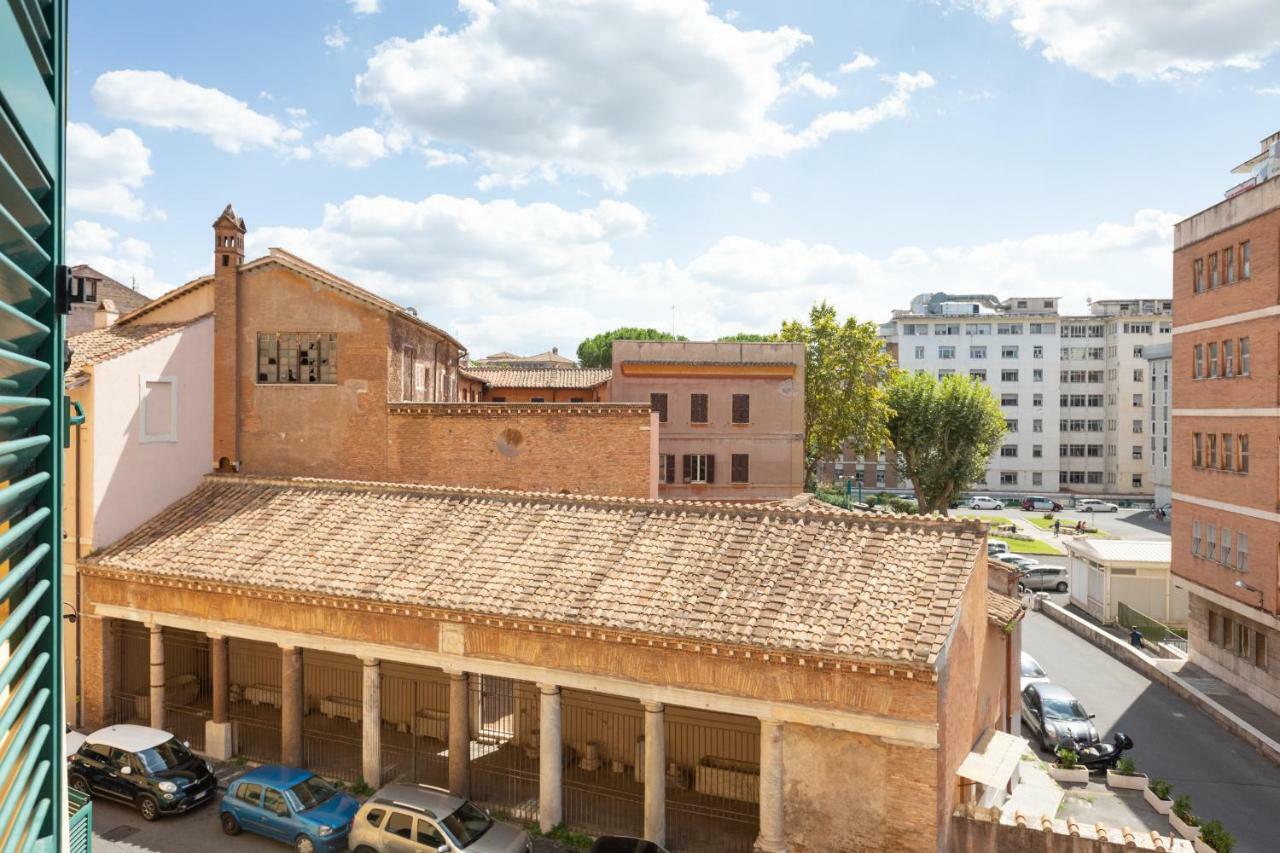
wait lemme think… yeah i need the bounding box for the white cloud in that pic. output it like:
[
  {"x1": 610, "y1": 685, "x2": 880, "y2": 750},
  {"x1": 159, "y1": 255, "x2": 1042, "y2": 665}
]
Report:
[
  {"x1": 92, "y1": 70, "x2": 304, "y2": 153},
  {"x1": 325, "y1": 24, "x2": 349, "y2": 49},
  {"x1": 840, "y1": 52, "x2": 879, "y2": 73},
  {"x1": 1257, "y1": 86, "x2": 1280, "y2": 95},
  {"x1": 787, "y1": 71, "x2": 838, "y2": 99},
  {"x1": 244, "y1": 190, "x2": 1175, "y2": 355},
  {"x1": 967, "y1": 0, "x2": 1280, "y2": 81},
  {"x1": 750, "y1": 188, "x2": 772, "y2": 205},
  {"x1": 66, "y1": 220, "x2": 170, "y2": 296},
  {"x1": 315, "y1": 127, "x2": 407, "y2": 167},
  {"x1": 67, "y1": 122, "x2": 154, "y2": 220},
  {"x1": 348, "y1": 0, "x2": 380, "y2": 13},
  {"x1": 355, "y1": 0, "x2": 931, "y2": 189}
]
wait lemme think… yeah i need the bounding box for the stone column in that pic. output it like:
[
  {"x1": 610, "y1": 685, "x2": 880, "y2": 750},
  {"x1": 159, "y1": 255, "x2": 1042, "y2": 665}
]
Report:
[
  {"x1": 753, "y1": 719, "x2": 786, "y2": 853},
  {"x1": 537, "y1": 683, "x2": 562, "y2": 832},
  {"x1": 204, "y1": 634, "x2": 235, "y2": 760},
  {"x1": 643, "y1": 701, "x2": 666, "y2": 847},
  {"x1": 80, "y1": 614, "x2": 114, "y2": 730},
  {"x1": 448, "y1": 671, "x2": 471, "y2": 797},
  {"x1": 148, "y1": 624, "x2": 165, "y2": 730},
  {"x1": 362, "y1": 658, "x2": 382, "y2": 787},
  {"x1": 281, "y1": 645, "x2": 303, "y2": 766}
]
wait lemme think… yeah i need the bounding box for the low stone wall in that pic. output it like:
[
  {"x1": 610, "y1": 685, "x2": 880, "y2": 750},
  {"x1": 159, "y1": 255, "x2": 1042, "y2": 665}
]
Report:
[
  {"x1": 1039, "y1": 600, "x2": 1280, "y2": 767},
  {"x1": 950, "y1": 810, "x2": 1191, "y2": 852}
]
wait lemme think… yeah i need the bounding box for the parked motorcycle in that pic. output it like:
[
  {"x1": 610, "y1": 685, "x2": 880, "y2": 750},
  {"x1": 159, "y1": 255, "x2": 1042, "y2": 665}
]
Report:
[{"x1": 1057, "y1": 732, "x2": 1135, "y2": 771}]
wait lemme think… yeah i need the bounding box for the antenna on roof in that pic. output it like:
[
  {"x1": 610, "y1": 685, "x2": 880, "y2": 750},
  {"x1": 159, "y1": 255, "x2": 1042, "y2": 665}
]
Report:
[{"x1": 131, "y1": 275, "x2": 137, "y2": 290}]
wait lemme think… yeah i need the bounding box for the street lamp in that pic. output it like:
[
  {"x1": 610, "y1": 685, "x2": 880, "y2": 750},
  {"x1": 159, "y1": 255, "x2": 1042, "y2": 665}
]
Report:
[{"x1": 1235, "y1": 579, "x2": 1264, "y2": 606}]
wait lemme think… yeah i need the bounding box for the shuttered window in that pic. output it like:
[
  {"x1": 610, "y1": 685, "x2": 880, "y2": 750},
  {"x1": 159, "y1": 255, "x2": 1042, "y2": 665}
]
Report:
[
  {"x1": 689, "y1": 393, "x2": 708, "y2": 424},
  {"x1": 731, "y1": 393, "x2": 749, "y2": 424},
  {"x1": 1, "y1": 0, "x2": 69, "y2": 849},
  {"x1": 683, "y1": 454, "x2": 713, "y2": 483},
  {"x1": 731, "y1": 453, "x2": 749, "y2": 483},
  {"x1": 649, "y1": 392, "x2": 667, "y2": 423}
]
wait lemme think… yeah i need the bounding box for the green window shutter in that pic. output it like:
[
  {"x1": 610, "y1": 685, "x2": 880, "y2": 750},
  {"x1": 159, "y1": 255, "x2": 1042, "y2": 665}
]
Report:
[{"x1": 0, "y1": 0, "x2": 67, "y2": 850}]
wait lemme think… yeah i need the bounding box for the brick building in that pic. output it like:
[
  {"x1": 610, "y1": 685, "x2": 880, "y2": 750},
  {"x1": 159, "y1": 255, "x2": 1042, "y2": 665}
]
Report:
[
  {"x1": 1172, "y1": 131, "x2": 1280, "y2": 712},
  {"x1": 463, "y1": 366, "x2": 611, "y2": 403},
  {"x1": 608, "y1": 341, "x2": 805, "y2": 500},
  {"x1": 65, "y1": 263, "x2": 150, "y2": 333}
]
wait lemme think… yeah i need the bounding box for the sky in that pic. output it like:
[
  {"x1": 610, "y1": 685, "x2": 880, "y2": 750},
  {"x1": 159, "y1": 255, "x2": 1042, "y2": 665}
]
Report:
[{"x1": 66, "y1": 0, "x2": 1280, "y2": 356}]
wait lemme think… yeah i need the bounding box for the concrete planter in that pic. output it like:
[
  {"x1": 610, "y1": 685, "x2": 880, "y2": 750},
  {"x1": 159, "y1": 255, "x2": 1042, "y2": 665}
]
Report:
[
  {"x1": 1194, "y1": 839, "x2": 1223, "y2": 853},
  {"x1": 1048, "y1": 765, "x2": 1089, "y2": 784},
  {"x1": 1170, "y1": 811, "x2": 1201, "y2": 841},
  {"x1": 1106, "y1": 769, "x2": 1149, "y2": 790},
  {"x1": 1143, "y1": 786, "x2": 1173, "y2": 815}
]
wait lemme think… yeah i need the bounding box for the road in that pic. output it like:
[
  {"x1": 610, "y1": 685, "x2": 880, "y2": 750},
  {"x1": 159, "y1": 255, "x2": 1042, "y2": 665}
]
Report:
[{"x1": 1022, "y1": 611, "x2": 1280, "y2": 853}]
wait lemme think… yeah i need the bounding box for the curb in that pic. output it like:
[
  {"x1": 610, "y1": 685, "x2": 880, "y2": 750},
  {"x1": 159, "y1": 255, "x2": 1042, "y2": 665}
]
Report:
[{"x1": 1038, "y1": 600, "x2": 1280, "y2": 768}]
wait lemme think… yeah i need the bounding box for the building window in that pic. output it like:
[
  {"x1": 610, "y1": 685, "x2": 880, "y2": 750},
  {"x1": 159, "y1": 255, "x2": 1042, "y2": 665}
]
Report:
[
  {"x1": 1005, "y1": 419, "x2": 1018, "y2": 432},
  {"x1": 684, "y1": 454, "x2": 713, "y2": 484},
  {"x1": 1192, "y1": 521, "x2": 1201, "y2": 556},
  {"x1": 1033, "y1": 369, "x2": 1043, "y2": 382},
  {"x1": 257, "y1": 333, "x2": 338, "y2": 384},
  {"x1": 1193, "y1": 344, "x2": 1204, "y2": 379},
  {"x1": 1000, "y1": 445, "x2": 1018, "y2": 458},
  {"x1": 530, "y1": 397, "x2": 546, "y2": 403},
  {"x1": 1133, "y1": 346, "x2": 1144, "y2": 359},
  {"x1": 140, "y1": 377, "x2": 178, "y2": 443},
  {"x1": 731, "y1": 453, "x2": 749, "y2": 484},
  {"x1": 1239, "y1": 434, "x2": 1249, "y2": 472},
  {"x1": 1033, "y1": 419, "x2": 1043, "y2": 433},
  {"x1": 1001, "y1": 346, "x2": 1018, "y2": 358},
  {"x1": 1131, "y1": 474, "x2": 1142, "y2": 488},
  {"x1": 1242, "y1": 241, "x2": 1251, "y2": 278},
  {"x1": 1208, "y1": 342, "x2": 1218, "y2": 377},
  {"x1": 1032, "y1": 444, "x2": 1042, "y2": 458},
  {"x1": 490, "y1": 396, "x2": 506, "y2": 402},
  {"x1": 650, "y1": 392, "x2": 668, "y2": 422},
  {"x1": 401, "y1": 345, "x2": 417, "y2": 400},
  {"x1": 1001, "y1": 394, "x2": 1018, "y2": 407},
  {"x1": 936, "y1": 323, "x2": 961, "y2": 336},
  {"x1": 690, "y1": 393, "x2": 708, "y2": 424},
  {"x1": 1225, "y1": 246, "x2": 1236, "y2": 284},
  {"x1": 1193, "y1": 433, "x2": 1203, "y2": 467},
  {"x1": 1206, "y1": 524, "x2": 1216, "y2": 561},
  {"x1": 1132, "y1": 393, "x2": 1142, "y2": 407},
  {"x1": 1255, "y1": 630, "x2": 1266, "y2": 670},
  {"x1": 1209, "y1": 252, "x2": 1219, "y2": 287},
  {"x1": 970, "y1": 346, "x2": 987, "y2": 359},
  {"x1": 658, "y1": 454, "x2": 674, "y2": 484},
  {"x1": 1001, "y1": 369, "x2": 1019, "y2": 382},
  {"x1": 1131, "y1": 445, "x2": 1142, "y2": 460},
  {"x1": 997, "y1": 323, "x2": 1023, "y2": 335},
  {"x1": 914, "y1": 346, "x2": 925, "y2": 359},
  {"x1": 1000, "y1": 472, "x2": 1018, "y2": 485},
  {"x1": 1240, "y1": 338, "x2": 1250, "y2": 375},
  {"x1": 1194, "y1": 258, "x2": 1205, "y2": 292},
  {"x1": 1032, "y1": 472, "x2": 1042, "y2": 486},
  {"x1": 1222, "y1": 433, "x2": 1234, "y2": 470},
  {"x1": 970, "y1": 369, "x2": 987, "y2": 382},
  {"x1": 1132, "y1": 419, "x2": 1143, "y2": 434},
  {"x1": 938, "y1": 346, "x2": 956, "y2": 359},
  {"x1": 1223, "y1": 339, "x2": 1235, "y2": 377},
  {"x1": 1033, "y1": 393, "x2": 1043, "y2": 406},
  {"x1": 1133, "y1": 368, "x2": 1143, "y2": 382},
  {"x1": 1207, "y1": 433, "x2": 1218, "y2": 468},
  {"x1": 731, "y1": 394, "x2": 750, "y2": 424},
  {"x1": 1032, "y1": 346, "x2": 1043, "y2": 359},
  {"x1": 1221, "y1": 529, "x2": 1232, "y2": 566}
]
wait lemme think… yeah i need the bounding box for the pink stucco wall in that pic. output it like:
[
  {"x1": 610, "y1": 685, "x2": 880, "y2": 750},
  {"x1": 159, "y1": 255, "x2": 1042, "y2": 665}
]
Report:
[{"x1": 91, "y1": 317, "x2": 214, "y2": 548}]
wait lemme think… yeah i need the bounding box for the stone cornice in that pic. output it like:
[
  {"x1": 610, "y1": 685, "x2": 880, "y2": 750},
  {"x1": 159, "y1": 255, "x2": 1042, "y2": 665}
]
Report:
[
  {"x1": 389, "y1": 402, "x2": 651, "y2": 417},
  {"x1": 80, "y1": 565, "x2": 938, "y2": 682}
]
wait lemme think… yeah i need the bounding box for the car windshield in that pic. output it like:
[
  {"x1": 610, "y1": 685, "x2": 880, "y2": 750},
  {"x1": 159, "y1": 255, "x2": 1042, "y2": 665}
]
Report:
[
  {"x1": 135, "y1": 738, "x2": 194, "y2": 773},
  {"x1": 441, "y1": 800, "x2": 493, "y2": 847},
  {"x1": 1021, "y1": 657, "x2": 1046, "y2": 678},
  {"x1": 289, "y1": 774, "x2": 337, "y2": 810},
  {"x1": 1041, "y1": 696, "x2": 1088, "y2": 720}
]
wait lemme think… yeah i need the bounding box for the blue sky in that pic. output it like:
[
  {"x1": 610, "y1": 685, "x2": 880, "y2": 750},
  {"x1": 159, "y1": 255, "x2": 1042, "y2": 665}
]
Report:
[{"x1": 66, "y1": 0, "x2": 1280, "y2": 355}]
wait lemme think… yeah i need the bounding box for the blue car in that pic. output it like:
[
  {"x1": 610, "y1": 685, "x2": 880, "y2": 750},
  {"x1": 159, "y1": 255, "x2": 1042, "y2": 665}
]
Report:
[{"x1": 220, "y1": 765, "x2": 360, "y2": 853}]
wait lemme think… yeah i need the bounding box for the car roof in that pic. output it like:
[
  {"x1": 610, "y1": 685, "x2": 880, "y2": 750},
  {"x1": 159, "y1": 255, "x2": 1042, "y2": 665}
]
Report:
[
  {"x1": 1028, "y1": 682, "x2": 1076, "y2": 700},
  {"x1": 85, "y1": 724, "x2": 172, "y2": 752},
  {"x1": 368, "y1": 783, "x2": 462, "y2": 818},
  {"x1": 234, "y1": 764, "x2": 315, "y2": 787}
]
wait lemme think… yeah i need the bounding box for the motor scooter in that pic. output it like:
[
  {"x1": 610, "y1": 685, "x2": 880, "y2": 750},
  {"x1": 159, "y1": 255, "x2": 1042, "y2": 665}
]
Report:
[{"x1": 1058, "y1": 732, "x2": 1134, "y2": 772}]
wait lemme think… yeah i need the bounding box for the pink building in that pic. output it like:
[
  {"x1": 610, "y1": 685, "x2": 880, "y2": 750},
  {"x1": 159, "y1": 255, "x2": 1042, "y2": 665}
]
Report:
[{"x1": 609, "y1": 340, "x2": 805, "y2": 500}]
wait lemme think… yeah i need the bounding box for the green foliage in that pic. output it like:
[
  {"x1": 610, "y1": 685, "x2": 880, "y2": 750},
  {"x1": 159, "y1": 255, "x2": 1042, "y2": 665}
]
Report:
[
  {"x1": 530, "y1": 823, "x2": 594, "y2": 849},
  {"x1": 1198, "y1": 819, "x2": 1235, "y2": 853},
  {"x1": 1055, "y1": 747, "x2": 1078, "y2": 769},
  {"x1": 779, "y1": 302, "x2": 896, "y2": 487},
  {"x1": 575, "y1": 327, "x2": 687, "y2": 368},
  {"x1": 717, "y1": 332, "x2": 778, "y2": 342},
  {"x1": 1148, "y1": 778, "x2": 1173, "y2": 800},
  {"x1": 1173, "y1": 794, "x2": 1197, "y2": 825},
  {"x1": 349, "y1": 778, "x2": 375, "y2": 797},
  {"x1": 1115, "y1": 756, "x2": 1137, "y2": 775},
  {"x1": 887, "y1": 371, "x2": 1006, "y2": 515}
]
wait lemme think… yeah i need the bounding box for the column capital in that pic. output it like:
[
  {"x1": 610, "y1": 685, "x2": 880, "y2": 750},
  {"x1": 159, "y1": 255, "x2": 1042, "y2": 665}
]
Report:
[
  {"x1": 148, "y1": 622, "x2": 163, "y2": 633},
  {"x1": 207, "y1": 632, "x2": 225, "y2": 642},
  {"x1": 278, "y1": 643, "x2": 298, "y2": 653},
  {"x1": 760, "y1": 718, "x2": 784, "y2": 730},
  {"x1": 446, "y1": 669, "x2": 468, "y2": 681},
  {"x1": 537, "y1": 682, "x2": 560, "y2": 696},
  {"x1": 361, "y1": 657, "x2": 380, "y2": 667},
  {"x1": 643, "y1": 701, "x2": 665, "y2": 714}
]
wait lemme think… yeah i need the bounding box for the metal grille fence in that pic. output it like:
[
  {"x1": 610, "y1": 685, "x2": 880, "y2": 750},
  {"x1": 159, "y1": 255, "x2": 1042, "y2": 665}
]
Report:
[
  {"x1": 228, "y1": 638, "x2": 282, "y2": 763},
  {"x1": 112, "y1": 621, "x2": 150, "y2": 726},
  {"x1": 163, "y1": 628, "x2": 210, "y2": 751},
  {"x1": 468, "y1": 676, "x2": 540, "y2": 821},
  {"x1": 302, "y1": 650, "x2": 364, "y2": 783},
  {"x1": 381, "y1": 664, "x2": 450, "y2": 787},
  {"x1": 561, "y1": 691, "x2": 644, "y2": 839},
  {"x1": 664, "y1": 709, "x2": 760, "y2": 853}
]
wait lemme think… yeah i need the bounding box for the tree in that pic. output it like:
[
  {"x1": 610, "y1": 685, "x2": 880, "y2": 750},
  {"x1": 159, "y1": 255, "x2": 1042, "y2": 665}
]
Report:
[
  {"x1": 717, "y1": 332, "x2": 778, "y2": 342},
  {"x1": 576, "y1": 328, "x2": 687, "y2": 368},
  {"x1": 886, "y1": 371, "x2": 1006, "y2": 515},
  {"x1": 779, "y1": 302, "x2": 896, "y2": 487}
]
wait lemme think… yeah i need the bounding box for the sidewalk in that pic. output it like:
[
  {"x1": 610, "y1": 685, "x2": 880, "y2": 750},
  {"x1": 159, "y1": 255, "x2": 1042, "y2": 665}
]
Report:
[{"x1": 1163, "y1": 660, "x2": 1280, "y2": 752}]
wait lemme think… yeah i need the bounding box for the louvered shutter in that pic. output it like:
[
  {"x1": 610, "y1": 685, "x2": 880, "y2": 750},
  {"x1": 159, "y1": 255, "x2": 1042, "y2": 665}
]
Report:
[
  {"x1": 665, "y1": 454, "x2": 675, "y2": 485},
  {"x1": 705, "y1": 454, "x2": 715, "y2": 483},
  {"x1": 1, "y1": 0, "x2": 68, "y2": 848},
  {"x1": 682, "y1": 454, "x2": 692, "y2": 483}
]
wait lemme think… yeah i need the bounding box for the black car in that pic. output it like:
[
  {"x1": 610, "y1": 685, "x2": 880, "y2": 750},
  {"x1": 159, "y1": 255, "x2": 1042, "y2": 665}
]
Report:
[
  {"x1": 1021, "y1": 683, "x2": 1099, "y2": 752},
  {"x1": 68, "y1": 724, "x2": 217, "y2": 820},
  {"x1": 590, "y1": 838, "x2": 671, "y2": 853}
]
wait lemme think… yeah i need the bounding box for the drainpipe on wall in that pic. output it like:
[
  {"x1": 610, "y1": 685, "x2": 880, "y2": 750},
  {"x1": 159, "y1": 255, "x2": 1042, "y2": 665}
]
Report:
[{"x1": 74, "y1": 417, "x2": 82, "y2": 728}]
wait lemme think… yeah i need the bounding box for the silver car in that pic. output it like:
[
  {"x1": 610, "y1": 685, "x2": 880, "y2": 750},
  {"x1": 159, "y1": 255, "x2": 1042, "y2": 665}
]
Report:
[
  {"x1": 348, "y1": 784, "x2": 532, "y2": 853},
  {"x1": 1018, "y1": 565, "x2": 1069, "y2": 593}
]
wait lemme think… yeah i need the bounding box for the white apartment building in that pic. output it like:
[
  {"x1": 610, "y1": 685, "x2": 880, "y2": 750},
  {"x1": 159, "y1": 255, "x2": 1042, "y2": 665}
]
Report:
[
  {"x1": 883, "y1": 293, "x2": 1064, "y2": 494},
  {"x1": 1144, "y1": 342, "x2": 1172, "y2": 508},
  {"x1": 881, "y1": 293, "x2": 1171, "y2": 498}
]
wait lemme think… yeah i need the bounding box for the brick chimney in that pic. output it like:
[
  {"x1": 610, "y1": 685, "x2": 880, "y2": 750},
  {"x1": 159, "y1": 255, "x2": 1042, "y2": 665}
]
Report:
[
  {"x1": 212, "y1": 204, "x2": 245, "y2": 471},
  {"x1": 94, "y1": 298, "x2": 118, "y2": 329}
]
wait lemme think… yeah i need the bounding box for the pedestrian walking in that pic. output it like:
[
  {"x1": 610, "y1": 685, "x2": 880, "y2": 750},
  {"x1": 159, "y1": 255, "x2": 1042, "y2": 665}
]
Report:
[
  {"x1": 1053, "y1": 518, "x2": 1060, "y2": 536},
  {"x1": 1129, "y1": 626, "x2": 1144, "y2": 649}
]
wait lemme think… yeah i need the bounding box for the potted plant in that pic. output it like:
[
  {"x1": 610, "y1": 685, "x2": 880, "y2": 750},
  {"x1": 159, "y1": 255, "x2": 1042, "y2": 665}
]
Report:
[
  {"x1": 1144, "y1": 778, "x2": 1174, "y2": 815},
  {"x1": 1106, "y1": 756, "x2": 1148, "y2": 790},
  {"x1": 1170, "y1": 794, "x2": 1201, "y2": 840},
  {"x1": 1194, "y1": 819, "x2": 1234, "y2": 853},
  {"x1": 1048, "y1": 746, "x2": 1088, "y2": 784}
]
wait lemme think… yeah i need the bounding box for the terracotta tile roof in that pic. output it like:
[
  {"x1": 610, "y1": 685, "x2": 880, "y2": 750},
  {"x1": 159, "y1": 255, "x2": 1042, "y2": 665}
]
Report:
[
  {"x1": 87, "y1": 475, "x2": 985, "y2": 668},
  {"x1": 985, "y1": 590, "x2": 1025, "y2": 629},
  {"x1": 66, "y1": 315, "x2": 208, "y2": 380},
  {"x1": 462, "y1": 367, "x2": 612, "y2": 389}
]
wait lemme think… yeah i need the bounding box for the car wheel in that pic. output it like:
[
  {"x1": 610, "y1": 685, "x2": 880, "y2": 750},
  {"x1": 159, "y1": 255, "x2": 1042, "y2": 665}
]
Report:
[
  {"x1": 295, "y1": 835, "x2": 317, "y2": 853},
  {"x1": 137, "y1": 794, "x2": 160, "y2": 821},
  {"x1": 221, "y1": 811, "x2": 241, "y2": 835},
  {"x1": 69, "y1": 775, "x2": 90, "y2": 796},
  {"x1": 1056, "y1": 581, "x2": 1068, "y2": 592}
]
